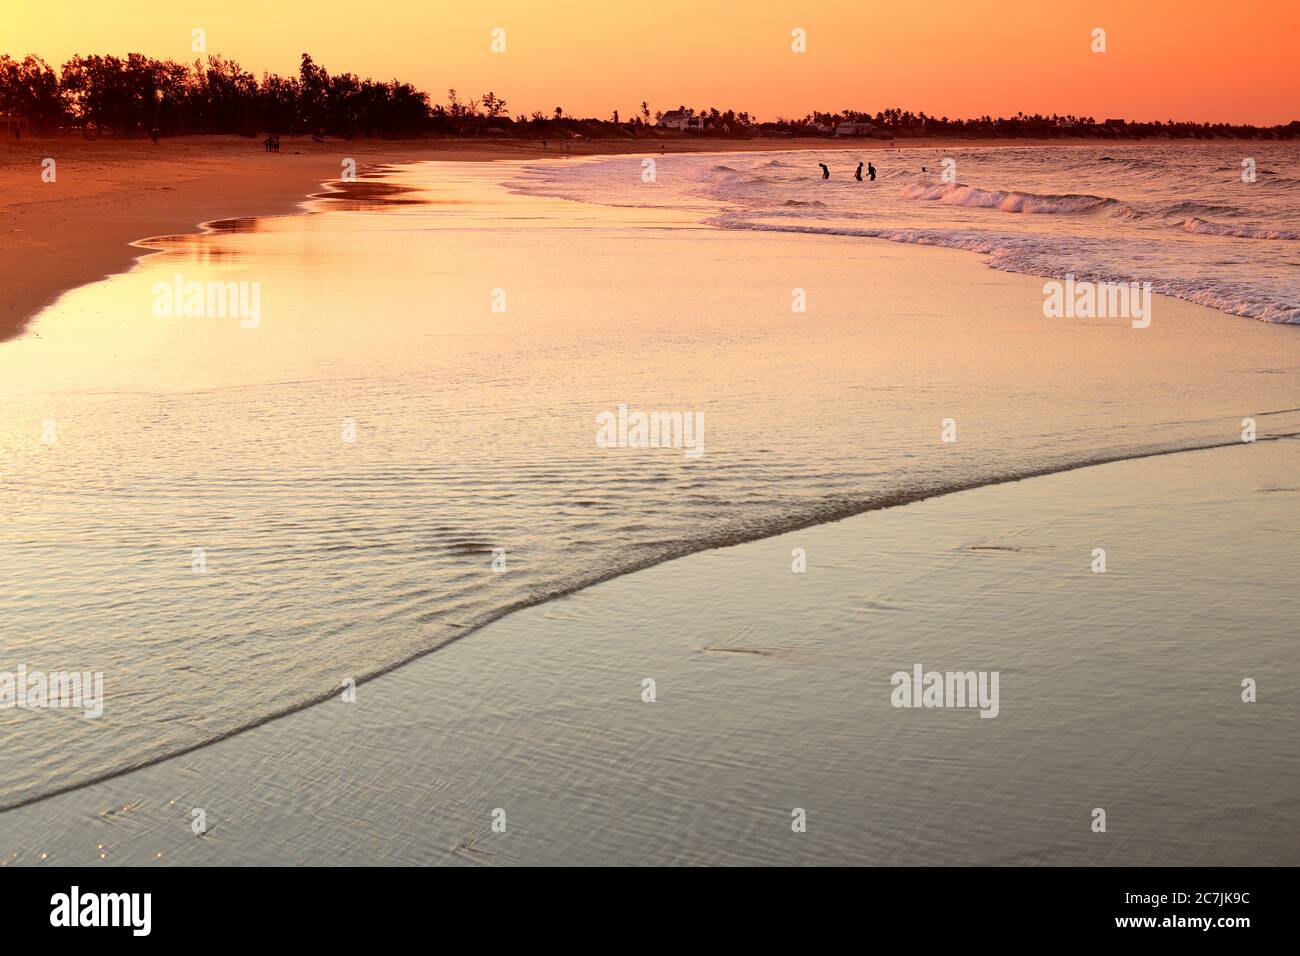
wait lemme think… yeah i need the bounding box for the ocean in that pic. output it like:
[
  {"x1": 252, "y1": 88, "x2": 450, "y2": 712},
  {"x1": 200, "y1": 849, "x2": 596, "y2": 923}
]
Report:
[
  {"x1": 512, "y1": 143, "x2": 1300, "y2": 322},
  {"x1": 1, "y1": 150, "x2": 1297, "y2": 811}
]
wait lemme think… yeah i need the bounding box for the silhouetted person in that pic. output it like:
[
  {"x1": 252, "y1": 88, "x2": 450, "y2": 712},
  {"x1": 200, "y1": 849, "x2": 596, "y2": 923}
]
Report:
[
  {"x1": 150, "y1": 127, "x2": 160, "y2": 145},
  {"x1": 819, "y1": 162, "x2": 829, "y2": 179},
  {"x1": 855, "y1": 161, "x2": 863, "y2": 181},
  {"x1": 868, "y1": 162, "x2": 877, "y2": 181}
]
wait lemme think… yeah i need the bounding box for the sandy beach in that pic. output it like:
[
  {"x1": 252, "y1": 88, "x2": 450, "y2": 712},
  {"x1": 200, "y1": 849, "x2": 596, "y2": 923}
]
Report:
[
  {"x1": 0, "y1": 134, "x2": 874, "y2": 341},
  {"x1": 2, "y1": 144, "x2": 1297, "y2": 866},
  {"x1": 0, "y1": 133, "x2": 1189, "y2": 343},
  {"x1": 7, "y1": 0, "x2": 1300, "y2": 933}
]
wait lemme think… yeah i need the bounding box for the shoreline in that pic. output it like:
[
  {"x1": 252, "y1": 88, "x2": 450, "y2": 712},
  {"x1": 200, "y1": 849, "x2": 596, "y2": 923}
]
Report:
[
  {"x1": 0, "y1": 133, "x2": 1263, "y2": 343},
  {"x1": 4, "y1": 155, "x2": 1300, "y2": 814},
  {"x1": 3, "y1": 437, "x2": 1295, "y2": 864},
  {"x1": 5, "y1": 151, "x2": 1294, "y2": 858},
  {"x1": 2, "y1": 428, "x2": 1295, "y2": 817}
]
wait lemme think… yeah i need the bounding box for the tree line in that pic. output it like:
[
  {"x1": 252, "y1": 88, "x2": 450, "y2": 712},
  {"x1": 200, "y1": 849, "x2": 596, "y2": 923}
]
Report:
[
  {"x1": 0, "y1": 53, "x2": 437, "y2": 137},
  {"x1": 1, "y1": 51, "x2": 1295, "y2": 140},
  {"x1": 767, "y1": 108, "x2": 1298, "y2": 140}
]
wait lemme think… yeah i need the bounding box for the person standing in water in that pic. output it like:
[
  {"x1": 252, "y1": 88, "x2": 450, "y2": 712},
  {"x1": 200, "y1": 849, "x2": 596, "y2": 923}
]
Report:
[
  {"x1": 868, "y1": 162, "x2": 877, "y2": 181},
  {"x1": 855, "y1": 161, "x2": 863, "y2": 181},
  {"x1": 819, "y1": 162, "x2": 829, "y2": 179}
]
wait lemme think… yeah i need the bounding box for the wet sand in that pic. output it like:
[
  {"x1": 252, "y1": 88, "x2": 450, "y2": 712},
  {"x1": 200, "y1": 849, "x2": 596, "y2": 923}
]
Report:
[
  {"x1": 3, "y1": 147, "x2": 1295, "y2": 866},
  {"x1": 0, "y1": 133, "x2": 1185, "y2": 343},
  {"x1": 5, "y1": 156, "x2": 1299, "y2": 813},
  {"x1": 2, "y1": 438, "x2": 1295, "y2": 866}
]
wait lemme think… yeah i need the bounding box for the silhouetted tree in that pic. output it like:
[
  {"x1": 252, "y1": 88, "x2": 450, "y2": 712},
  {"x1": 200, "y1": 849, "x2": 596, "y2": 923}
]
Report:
[
  {"x1": 0, "y1": 55, "x2": 66, "y2": 129},
  {"x1": 2, "y1": 50, "x2": 1292, "y2": 142}
]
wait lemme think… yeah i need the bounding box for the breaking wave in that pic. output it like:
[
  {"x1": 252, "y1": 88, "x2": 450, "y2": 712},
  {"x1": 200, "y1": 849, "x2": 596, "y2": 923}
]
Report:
[
  {"x1": 708, "y1": 215, "x2": 1300, "y2": 324},
  {"x1": 1183, "y1": 217, "x2": 1300, "y2": 240},
  {"x1": 902, "y1": 182, "x2": 1118, "y2": 214},
  {"x1": 510, "y1": 144, "x2": 1300, "y2": 325}
]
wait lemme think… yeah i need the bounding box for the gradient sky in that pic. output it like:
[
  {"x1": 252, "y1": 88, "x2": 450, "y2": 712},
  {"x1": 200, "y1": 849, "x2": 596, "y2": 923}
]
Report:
[{"x1": 3, "y1": 0, "x2": 1297, "y2": 124}]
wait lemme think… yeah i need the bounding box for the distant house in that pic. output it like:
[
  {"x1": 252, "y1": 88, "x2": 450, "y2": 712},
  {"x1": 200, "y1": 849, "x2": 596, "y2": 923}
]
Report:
[
  {"x1": 657, "y1": 109, "x2": 705, "y2": 133},
  {"x1": 1104, "y1": 118, "x2": 1126, "y2": 127},
  {"x1": 834, "y1": 122, "x2": 875, "y2": 137},
  {"x1": 1, "y1": 114, "x2": 30, "y2": 139},
  {"x1": 657, "y1": 109, "x2": 690, "y2": 130}
]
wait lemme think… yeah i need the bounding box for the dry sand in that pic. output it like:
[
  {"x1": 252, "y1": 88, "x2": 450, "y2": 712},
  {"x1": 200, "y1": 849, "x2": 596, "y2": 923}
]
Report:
[{"x1": 0, "y1": 136, "x2": 490, "y2": 342}]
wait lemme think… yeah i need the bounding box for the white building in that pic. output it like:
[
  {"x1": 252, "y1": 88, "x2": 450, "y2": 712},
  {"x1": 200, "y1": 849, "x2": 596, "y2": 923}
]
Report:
[{"x1": 657, "y1": 109, "x2": 705, "y2": 132}]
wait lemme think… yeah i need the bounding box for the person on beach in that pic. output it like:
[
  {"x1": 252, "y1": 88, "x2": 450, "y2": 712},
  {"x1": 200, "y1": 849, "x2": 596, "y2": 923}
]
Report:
[
  {"x1": 855, "y1": 162, "x2": 864, "y2": 181},
  {"x1": 819, "y1": 162, "x2": 829, "y2": 179},
  {"x1": 868, "y1": 162, "x2": 877, "y2": 181}
]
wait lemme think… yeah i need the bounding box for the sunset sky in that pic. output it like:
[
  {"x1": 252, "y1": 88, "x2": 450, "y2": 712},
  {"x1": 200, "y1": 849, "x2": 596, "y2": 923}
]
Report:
[{"x1": 3, "y1": 0, "x2": 1297, "y2": 124}]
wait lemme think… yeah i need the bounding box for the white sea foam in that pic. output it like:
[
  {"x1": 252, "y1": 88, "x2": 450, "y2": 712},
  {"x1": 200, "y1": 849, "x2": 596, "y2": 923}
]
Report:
[
  {"x1": 511, "y1": 143, "x2": 1300, "y2": 323},
  {"x1": 1183, "y1": 216, "x2": 1300, "y2": 240},
  {"x1": 901, "y1": 181, "x2": 1116, "y2": 214}
]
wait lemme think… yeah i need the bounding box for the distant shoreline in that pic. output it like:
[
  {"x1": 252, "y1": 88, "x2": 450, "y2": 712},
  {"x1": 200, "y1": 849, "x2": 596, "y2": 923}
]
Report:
[{"x1": 0, "y1": 133, "x2": 1283, "y2": 343}]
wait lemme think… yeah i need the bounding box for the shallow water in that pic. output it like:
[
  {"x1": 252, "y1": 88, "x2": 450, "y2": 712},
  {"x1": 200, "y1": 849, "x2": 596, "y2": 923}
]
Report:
[
  {"x1": 512, "y1": 144, "x2": 1300, "y2": 322},
  {"x1": 1, "y1": 157, "x2": 1297, "y2": 811},
  {"x1": 3, "y1": 440, "x2": 1295, "y2": 865}
]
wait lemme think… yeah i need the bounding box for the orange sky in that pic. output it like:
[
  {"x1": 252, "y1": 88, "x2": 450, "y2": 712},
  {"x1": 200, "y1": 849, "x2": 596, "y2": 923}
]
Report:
[{"x1": 2, "y1": 0, "x2": 1297, "y2": 124}]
